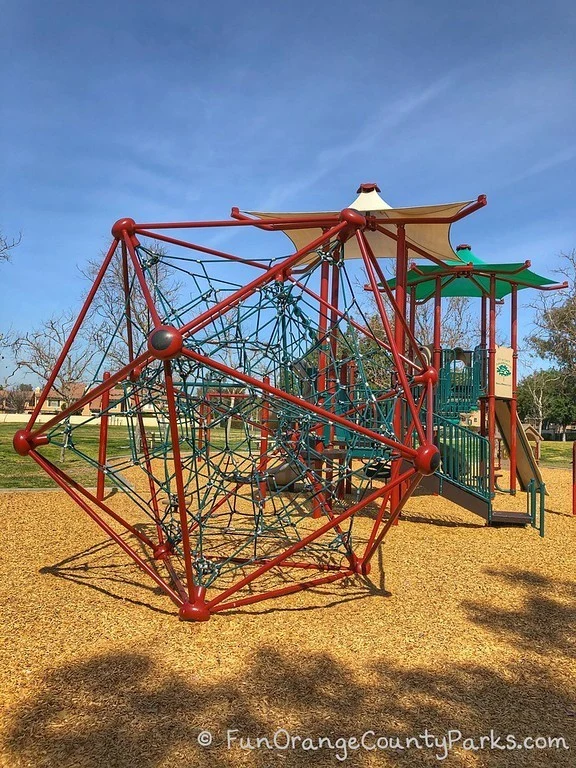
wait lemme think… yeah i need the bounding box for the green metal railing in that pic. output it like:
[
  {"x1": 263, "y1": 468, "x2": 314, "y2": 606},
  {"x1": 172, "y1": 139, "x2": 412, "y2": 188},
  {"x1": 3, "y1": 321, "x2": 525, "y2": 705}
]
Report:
[
  {"x1": 423, "y1": 409, "x2": 491, "y2": 501},
  {"x1": 436, "y1": 348, "x2": 487, "y2": 418},
  {"x1": 526, "y1": 478, "x2": 546, "y2": 537}
]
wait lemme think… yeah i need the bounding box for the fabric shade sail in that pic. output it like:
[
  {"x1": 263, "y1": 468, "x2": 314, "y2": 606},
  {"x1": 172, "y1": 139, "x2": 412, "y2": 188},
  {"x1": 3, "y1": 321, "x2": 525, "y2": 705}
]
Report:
[{"x1": 243, "y1": 184, "x2": 482, "y2": 264}]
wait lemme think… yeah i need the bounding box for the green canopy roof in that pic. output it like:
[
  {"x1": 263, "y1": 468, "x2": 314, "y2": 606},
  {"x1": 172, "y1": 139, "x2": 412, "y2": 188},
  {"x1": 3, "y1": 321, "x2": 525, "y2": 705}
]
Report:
[{"x1": 386, "y1": 246, "x2": 559, "y2": 300}]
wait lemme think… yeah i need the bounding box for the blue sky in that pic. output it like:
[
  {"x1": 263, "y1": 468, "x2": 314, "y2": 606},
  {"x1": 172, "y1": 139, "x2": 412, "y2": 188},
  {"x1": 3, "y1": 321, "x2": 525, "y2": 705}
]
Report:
[{"x1": 1, "y1": 0, "x2": 575, "y2": 380}]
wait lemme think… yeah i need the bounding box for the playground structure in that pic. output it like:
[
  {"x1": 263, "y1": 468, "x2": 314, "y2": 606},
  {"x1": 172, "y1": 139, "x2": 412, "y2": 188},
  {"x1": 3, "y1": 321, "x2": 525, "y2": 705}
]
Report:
[
  {"x1": 384, "y1": 244, "x2": 566, "y2": 528},
  {"x1": 12, "y1": 183, "x2": 565, "y2": 621}
]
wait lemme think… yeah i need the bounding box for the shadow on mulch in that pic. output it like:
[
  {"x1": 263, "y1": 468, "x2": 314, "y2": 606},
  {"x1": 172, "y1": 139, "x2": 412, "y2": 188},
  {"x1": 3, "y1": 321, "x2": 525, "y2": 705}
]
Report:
[
  {"x1": 464, "y1": 568, "x2": 576, "y2": 657},
  {"x1": 39, "y1": 539, "x2": 174, "y2": 616},
  {"x1": 400, "y1": 513, "x2": 485, "y2": 529},
  {"x1": 39, "y1": 534, "x2": 392, "y2": 621},
  {"x1": 5, "y1": 572, "x2": 576, "y2": 768}
]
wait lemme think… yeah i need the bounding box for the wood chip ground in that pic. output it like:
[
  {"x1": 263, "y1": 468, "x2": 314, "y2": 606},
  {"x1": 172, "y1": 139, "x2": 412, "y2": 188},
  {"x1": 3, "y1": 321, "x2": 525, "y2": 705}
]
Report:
[{"x1": 1, "y1": 468, "x2": 575, "y2": 767}]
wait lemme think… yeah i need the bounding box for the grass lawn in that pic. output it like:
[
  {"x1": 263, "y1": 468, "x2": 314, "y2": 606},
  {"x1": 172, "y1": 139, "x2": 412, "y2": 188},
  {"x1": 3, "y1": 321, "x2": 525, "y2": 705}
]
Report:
[
  {"x1": 0, "y1": 423, "x2": 132, "y2": 489},
  {"x1": 539, "y1": 440, "x2": 574, "y2": 468},
  {"x1": 0, "y1": 423, "x2": 251, "y2": 489},
  {"x1": 3, "y1": 418, "x2": 570, "y2": 489}
]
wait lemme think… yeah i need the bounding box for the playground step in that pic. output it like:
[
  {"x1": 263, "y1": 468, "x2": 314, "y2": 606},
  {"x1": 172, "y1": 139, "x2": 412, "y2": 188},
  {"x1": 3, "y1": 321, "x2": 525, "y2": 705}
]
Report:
[
  {"x1": 416, "y1": 471, "x2": 491, "y2": 520},
  {"x1": 490, "y1": 511, "x2": 533, "y2": 526}
]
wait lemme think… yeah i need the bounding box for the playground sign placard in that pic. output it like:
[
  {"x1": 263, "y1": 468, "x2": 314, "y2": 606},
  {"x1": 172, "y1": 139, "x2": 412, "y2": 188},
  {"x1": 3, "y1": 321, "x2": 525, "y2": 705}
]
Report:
[{"x1": 494, "y1": 346, "x2": 514, "y2": 399}]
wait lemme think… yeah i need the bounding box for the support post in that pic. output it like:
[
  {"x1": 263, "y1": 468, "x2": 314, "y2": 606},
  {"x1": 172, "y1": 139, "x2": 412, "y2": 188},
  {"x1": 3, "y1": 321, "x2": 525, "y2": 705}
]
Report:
[
  {"x1": 480, "y1": 294, "x2": 487, "y2": 437},
  {"x1": 509, "y1": 285, "x2": 518, "y2": 494},
  {"x1": 433, "y1": 276, "x2": 442, "y2": 373},
  {"x1": 313, "y1": 260, "x2": 331, "y2": 518},
  {"x1": 409, "y1": 285, "x2": 417, "y2": 360},
  {"x1": 488, "y1": 274, "x2": 496, "y2": 495},
  {"x1": 258, "y1": 379, "x2": 270, "y2": 507},
  {"x1": 96, "y1": 372, "x2": 111, "y2": 501},
  {"x1": 392, "y1": 224, "x2": 407, "y2": 520}
]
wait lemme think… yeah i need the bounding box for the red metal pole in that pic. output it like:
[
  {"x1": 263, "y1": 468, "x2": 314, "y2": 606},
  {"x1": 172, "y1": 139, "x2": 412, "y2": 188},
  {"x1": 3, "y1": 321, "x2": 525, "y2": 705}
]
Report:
[
  {"x1": 177, "y1": 221, "x2": 348, "y2": 338},
  {"x1": 324, "y1": 260, "x2": 341, "y2": 505},
  {"x1": 433, "y1": 277, "x2": 442, "y2": 373},
  {"x1": 345, "y1": 361, "x2": 356, "y2": 495},
  {"x1": 96, "y1": 372, "x2": 111, "y2": 501},
  {"x1": 409, "y1": 286, "x2": 416, "y2": 359},
  {"x1": 364, "y1": 246, "x2": 427, "y2": 369},
  {"x1": 313, "y1": 261, "x2": 331, "y2": 518},
  {"x1": 480, "y1": 294, "x2": 487, "y2": 437},
  {"x1": 121, "y1": 242, "x2": 136, "y2": 358},
  {"x1": 510, "y1": 285, "x2": 518, "y2": 494},
  {"x1": 163, "y1": 360, "x2": 196, "y2": 601},
  {"x1": 27, "y1": 238, "x2": 119, "y2": 429},
  {"x1": 426, "y1": 378, "x2": 434, "y2": 441},
  {"x1": 121, "y1": 243, "x2": 164, "y2": 540},
  {"x1": 359, "y1": 234, "x2": 426, "y2": 445},
  {"x1": 317, "y1": 260, "x2": 331, "y2": 393},
  {"x1": 391, "y1": 224, "x2": 408, "y2": 350},
  {"x1": 211, "y1": 569, "x2": 353, "y2": 613},
  {"x1": 135, "y1": 214, "x2": 342, "y2": 231},
  {"x1": 329, "y1": 259, "x2": 341, "y2": 410},
  {"x1": 207, "y1": 466, "x2": 416, "y2": 610},
  {"x1": 123, "y1": 232, "x2": 162, "y2": 328},
  {"x1": 488, "y1": 274, "x2": 496, "y2": 494},
  {"x1": 394, "y1": 223, "x2": 407, "y2": 521},
  {"x1": 135, "y1": 228, "x2": 270, "y2": 271},
  {"x1": 258, "y1": 380, "x2": 270, "y2": 507},
  {"x1": 28, "y1": 450, "x2": 182, "y2": 606}
]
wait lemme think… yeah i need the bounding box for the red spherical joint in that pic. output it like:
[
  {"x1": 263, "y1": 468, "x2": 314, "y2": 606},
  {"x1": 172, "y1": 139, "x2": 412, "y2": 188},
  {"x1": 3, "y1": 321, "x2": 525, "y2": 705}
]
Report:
[
  {"x1": 179, "y1": 587, "x2": 211, "y2": 622},
  {"x1": 413, "y1": 444, "x2": 441, "y2": 476},
  {"x1": 153, "y1": 543, "x2": 173, "y2": 561},
  {"x1": 111, "y1": 217, "x2": 136, "y2": 240},
  {"x1": 129, "y1": 365, "x2": 143, "y2": 383},
  {"x1": 13, "y1": 430, "x2": 49, "y2": 456},
  {"x1": 338, "y1": 208, "x2": 366, "y2": 245},
  {"x1": 412, "y1": 366, "x2": 438, "y2": 387},
  {"x1": 339, "y1": 208, "x2": 366, "y2": 228},
  {"x1": 354, "y1": 559, "x2": 372, "y2": 576},
  {"x1": 147, "y1": 325, "x2": 183, "y2": 360}
]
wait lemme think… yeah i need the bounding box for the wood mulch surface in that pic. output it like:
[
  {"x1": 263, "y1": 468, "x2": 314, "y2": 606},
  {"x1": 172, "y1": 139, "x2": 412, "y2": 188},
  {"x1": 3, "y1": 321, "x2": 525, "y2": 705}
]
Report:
[{"x1": 1, "y1": 467, "x2": 574, "y2": 767}]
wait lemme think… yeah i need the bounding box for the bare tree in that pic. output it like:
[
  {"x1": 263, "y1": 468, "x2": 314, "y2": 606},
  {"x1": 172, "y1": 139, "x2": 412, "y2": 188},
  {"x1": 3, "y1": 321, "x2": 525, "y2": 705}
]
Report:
[
  {"x1": 0, "y1": 229, "x2": 19, "y2": 351},
  {"x1": 413, "y1": 296, "x2": 478, "y2": 349},
  {"x1": 11, "y1": 312, "x2": 104, "y2": 407},
  {"x1": 358, "y1": 266, "x2": 479, "y2": 352},
  {"x1": 81, "y1": 242, "x2": 181, "y2": 369},
  {"x1": 5, "y1": 385, "x2": 32, "y2": 414},
  {"x1": 0, "y1": 229, "x2": 20, "y2": 263}
]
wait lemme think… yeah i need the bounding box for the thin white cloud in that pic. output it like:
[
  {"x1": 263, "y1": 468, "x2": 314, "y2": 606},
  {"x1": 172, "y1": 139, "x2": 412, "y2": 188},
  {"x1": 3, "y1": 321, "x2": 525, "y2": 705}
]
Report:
[
  {"x1": 258, "y1": 75, "x2": 455, "y2": 211},
  {"x1": 498, "y1": 146, "x2": 576, "y2": 187}
]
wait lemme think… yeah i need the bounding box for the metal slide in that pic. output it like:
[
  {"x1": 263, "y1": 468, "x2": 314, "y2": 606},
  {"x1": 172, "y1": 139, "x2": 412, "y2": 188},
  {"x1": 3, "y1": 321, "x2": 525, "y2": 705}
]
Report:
[{"x1": 494, "y1": 398, "x2": 544, "y2": 491}]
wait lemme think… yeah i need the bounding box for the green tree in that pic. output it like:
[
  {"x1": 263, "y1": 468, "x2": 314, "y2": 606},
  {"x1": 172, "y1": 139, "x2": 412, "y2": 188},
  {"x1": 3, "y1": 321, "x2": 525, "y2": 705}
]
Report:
[
  {"x1": 528, "y1": 250, "x2": 576, "y2": 374},
  {"x1": 517, "y1": 369, "x2": 576, "y2": 439},
  {"x1": 544, "y1": 375, "x2": 576, "y2": 440}
]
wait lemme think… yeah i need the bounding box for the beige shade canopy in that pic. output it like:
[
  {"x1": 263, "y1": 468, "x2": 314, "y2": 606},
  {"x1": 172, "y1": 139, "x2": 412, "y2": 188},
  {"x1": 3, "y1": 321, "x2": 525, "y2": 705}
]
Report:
[{"x1": 244, "y1": 184, "x2": 475, "y2": 264}]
